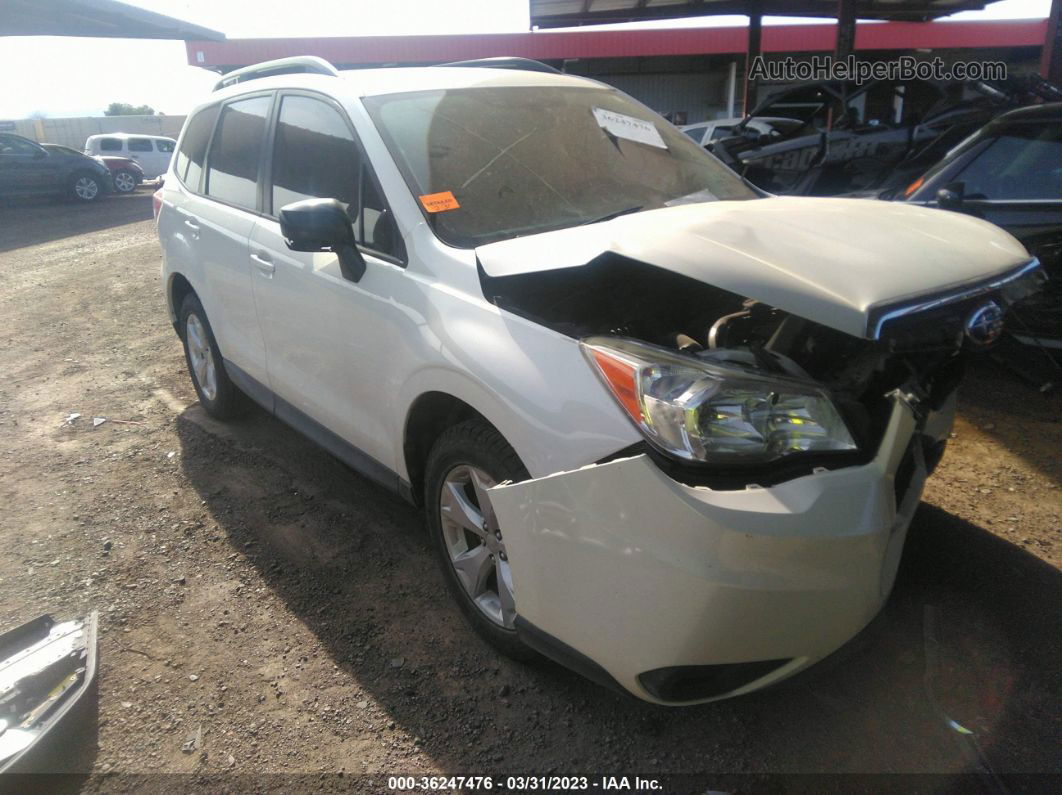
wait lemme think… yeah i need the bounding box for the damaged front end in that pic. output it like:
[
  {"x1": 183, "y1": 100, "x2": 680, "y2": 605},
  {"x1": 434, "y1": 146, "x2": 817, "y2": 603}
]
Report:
[
  {"x1": 476, "y1": 200, "x2": 1044, "y2": 703},
  {"x1": 0, "y1": 613, "x2": 98, "y2": 774},
  {"x1": 480, "y1": 245, "x2": 1042, "y2": 490}
]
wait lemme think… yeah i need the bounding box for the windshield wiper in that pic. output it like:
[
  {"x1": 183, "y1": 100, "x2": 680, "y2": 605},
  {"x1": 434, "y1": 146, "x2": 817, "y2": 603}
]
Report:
[{"x1": 580, "y1": 205, "x2": 644, "y2": 225}]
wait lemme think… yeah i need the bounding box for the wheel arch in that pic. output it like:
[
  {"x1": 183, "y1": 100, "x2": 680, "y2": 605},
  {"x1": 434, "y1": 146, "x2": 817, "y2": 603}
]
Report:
[
  {"x1": 167, "y1": 272, "x2": 196, "y2": 332},
  {"x1": 402, "y1": 391, "x2": 493, "y2": 507}
]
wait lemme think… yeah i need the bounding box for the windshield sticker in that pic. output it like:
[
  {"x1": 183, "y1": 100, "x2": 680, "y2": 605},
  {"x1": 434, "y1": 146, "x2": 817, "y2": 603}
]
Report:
[
  {"x1": 592, "y1": 108, "x2": 667, "y2": 150},
  {"x1": 419, "y1": 190, "x2": 461, "y2": 213}
]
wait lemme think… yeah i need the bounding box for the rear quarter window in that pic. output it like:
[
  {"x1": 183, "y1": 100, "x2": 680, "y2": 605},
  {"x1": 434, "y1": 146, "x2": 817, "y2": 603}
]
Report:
[
  {"x1": 174, "y1": 104, "x2": 220, "y2": 191},
  {"x1": 99, "y1": 138, "x2": 122, "y2": 152}
]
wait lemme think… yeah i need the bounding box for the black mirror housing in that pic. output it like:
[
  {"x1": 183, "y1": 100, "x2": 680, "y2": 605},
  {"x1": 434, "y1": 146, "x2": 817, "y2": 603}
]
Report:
[
  {"x1": 279, "y1": 198, "x2": 366, "y2": 281},
  {"x1": 936, "y1": 181, "x2": 965, "y2": 210}
]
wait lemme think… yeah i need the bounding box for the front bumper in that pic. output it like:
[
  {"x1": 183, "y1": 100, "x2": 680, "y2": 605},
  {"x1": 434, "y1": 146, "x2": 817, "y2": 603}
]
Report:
[{"x1": 489, "y1": 394, "x2": 948, "y2": 704}]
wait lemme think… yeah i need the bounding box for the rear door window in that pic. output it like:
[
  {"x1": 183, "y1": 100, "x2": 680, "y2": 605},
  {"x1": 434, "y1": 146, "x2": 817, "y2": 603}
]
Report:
[
  {"x1": 205, "y1": 95, "x2": 272, "y2": 210},
  {"x1": 175, "y1": 104, "x2": 220, "y2": 190},
  {"x1": 128, "y1": 138, "x2": 153, "y2": 152}
]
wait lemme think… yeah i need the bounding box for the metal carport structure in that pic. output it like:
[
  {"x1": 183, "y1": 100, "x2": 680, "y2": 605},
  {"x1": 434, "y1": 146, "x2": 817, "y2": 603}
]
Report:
[
  {"x1": 1, "y1": 0, "x2": 224, "y2": 40},
  {"x1": 529, "y1": 1, "x2": 1054, "y2": 111}
]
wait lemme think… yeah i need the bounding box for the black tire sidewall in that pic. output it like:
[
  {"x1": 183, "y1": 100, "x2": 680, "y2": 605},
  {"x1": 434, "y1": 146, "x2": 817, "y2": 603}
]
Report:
[{"x1": 424, "y1": 420, "x2": 535, "y2": 660}]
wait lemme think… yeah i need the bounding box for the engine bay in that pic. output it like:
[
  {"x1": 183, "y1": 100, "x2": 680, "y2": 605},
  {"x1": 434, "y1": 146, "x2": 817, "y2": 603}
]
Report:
[{"x1": 480, "y1": 253, "x2": 967, "y2": 469}]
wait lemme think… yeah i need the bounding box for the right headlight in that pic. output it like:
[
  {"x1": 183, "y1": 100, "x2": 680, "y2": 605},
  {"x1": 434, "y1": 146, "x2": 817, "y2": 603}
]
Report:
[{"x1": 581, "y1": 336, "x2": 857, "y2": 465}]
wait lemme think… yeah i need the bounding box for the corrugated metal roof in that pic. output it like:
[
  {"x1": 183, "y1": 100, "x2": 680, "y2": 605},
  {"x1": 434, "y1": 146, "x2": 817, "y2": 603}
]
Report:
[
  {"x1": 186, "y1": 19, "x2": 1047, "y2": 70},
  {"x1": 3, "y1": 0, "x2": 224, "y2": 40},
  {"x1": 530, "y1": 0, "x2": 1006, "y2": 27}
]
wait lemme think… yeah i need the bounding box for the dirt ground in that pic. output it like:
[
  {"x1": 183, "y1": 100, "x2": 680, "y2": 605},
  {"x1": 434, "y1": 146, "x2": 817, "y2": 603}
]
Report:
[{"x1": 0, "y1": 194, "x2": 1058, "y2": 792}]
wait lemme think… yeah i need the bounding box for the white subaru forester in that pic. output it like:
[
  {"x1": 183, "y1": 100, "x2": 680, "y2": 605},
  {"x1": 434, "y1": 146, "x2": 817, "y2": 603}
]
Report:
[{"x1": 157, "y1": 56, "x2": 1043, "y2": 704}]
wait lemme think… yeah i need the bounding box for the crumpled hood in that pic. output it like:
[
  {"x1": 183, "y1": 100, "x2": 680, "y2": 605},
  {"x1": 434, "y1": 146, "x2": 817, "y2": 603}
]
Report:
[{"x1": 475, "y1": 196, "x2": 1031, "y2": 339}]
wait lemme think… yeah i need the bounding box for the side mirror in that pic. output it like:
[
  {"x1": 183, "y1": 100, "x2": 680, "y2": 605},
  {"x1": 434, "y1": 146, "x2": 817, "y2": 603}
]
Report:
[
  {"x1": 279, "y1": 198, "x2": 366, "y2": 282},
  {"x1": 936, "y1": 181, "x2": 965, "y2": 210}
]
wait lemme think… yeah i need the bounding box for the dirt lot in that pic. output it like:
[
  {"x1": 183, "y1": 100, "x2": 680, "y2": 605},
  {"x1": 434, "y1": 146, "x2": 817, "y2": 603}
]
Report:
[{"x1": 0, "y1": 194, "x2": 1059, "y2": 791}]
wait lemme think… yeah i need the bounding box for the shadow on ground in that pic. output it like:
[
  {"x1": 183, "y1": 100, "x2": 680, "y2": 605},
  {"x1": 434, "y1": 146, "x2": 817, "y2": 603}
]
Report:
[
  {"x1": 0, "y1": 192, "x2": 153, "y2": 254},
  {"x1": 174, "y1": 403, "x2": 1060, "y2": 781}
]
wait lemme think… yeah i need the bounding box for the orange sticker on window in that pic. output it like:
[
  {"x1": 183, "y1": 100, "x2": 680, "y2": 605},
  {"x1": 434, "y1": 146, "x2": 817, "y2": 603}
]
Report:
[{"x1": 419, "y1": 190, "x2": 460, "y2": 213}]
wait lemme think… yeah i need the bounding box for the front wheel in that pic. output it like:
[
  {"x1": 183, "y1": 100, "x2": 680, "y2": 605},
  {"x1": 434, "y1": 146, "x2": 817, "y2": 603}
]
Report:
[
  {"x1": 71, "y1": 173, "x2": 102, "y2": 202},
  {"x1": 424, "y1": 419, "x2": 535, "y2": 660}
]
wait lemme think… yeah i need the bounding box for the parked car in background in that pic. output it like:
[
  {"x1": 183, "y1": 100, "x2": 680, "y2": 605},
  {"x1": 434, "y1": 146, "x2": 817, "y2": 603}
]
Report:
[
  {"x1": 158, "y1": 56, "x2": 1042, "y2": 705},
  {"x1": 900, "y1": 102, "x2": 1062, "y2": 346},
  {"x1": 712, "y1": 75, "x2": 1062, "y2": 196},
  {"x1": 42, "y1": 144, "x2": 145, "y2": 193},
  {"x1": 680, "y1": 116, "x2": 804, "y2": 148},
  {"x1": 0, "y1": 133, "x2": 111, "y2": 202},
  {"x1": 84, "y1": 133, "x2": 176, "y2": 180}
]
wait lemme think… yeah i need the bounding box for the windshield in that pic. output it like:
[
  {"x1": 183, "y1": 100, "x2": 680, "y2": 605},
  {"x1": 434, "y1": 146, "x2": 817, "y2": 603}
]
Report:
[{"x1": 363, "y1": 85, "x2": 757, "y2": 247}]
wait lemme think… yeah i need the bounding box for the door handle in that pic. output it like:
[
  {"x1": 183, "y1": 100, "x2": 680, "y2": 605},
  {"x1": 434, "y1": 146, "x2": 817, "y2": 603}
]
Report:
[
  {"x1": 250, "y1": 251, "x2": 275, "y2": 275},
  {"x1": 182, "y1": 218, "x2": 199, "y2": 239}
]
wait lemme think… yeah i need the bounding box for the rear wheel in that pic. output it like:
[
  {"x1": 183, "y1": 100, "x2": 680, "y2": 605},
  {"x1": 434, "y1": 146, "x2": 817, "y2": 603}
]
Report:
[
  {"x1": 179, "y1": 294, "x2": 247, "y2": 420},
  {"x1": 112, "y1": 169, "x2": 138, "y2": 193},
  {"x1": 71, "y1": 173, "x2": 101, "y2": 202},
  {"x1": 425, "y1": 419, "x2": 535, "y2": 660}
]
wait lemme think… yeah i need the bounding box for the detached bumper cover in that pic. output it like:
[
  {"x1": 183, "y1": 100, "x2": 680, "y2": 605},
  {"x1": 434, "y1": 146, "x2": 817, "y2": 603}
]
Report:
[
  {"x1": 489, "y1": 396, "x2": 936, "y2": 704},
  {"x1": 0, "y1": 613, "x2": 99, "y2": 773}
]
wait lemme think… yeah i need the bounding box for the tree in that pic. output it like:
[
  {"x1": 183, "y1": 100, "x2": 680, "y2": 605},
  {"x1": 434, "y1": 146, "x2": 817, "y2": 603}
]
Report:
[{"x1": 104, "y1": 102, "x2": 156, "y2": 117}]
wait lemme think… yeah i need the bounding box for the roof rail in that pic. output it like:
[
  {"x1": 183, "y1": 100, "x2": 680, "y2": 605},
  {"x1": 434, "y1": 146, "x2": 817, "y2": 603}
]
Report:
[
  {"x1": 435, "y1": 57, "x2": 561, "y2": 75},
  {"x1": 214, "y1": 56, "x2": 339, "y2": 91}
]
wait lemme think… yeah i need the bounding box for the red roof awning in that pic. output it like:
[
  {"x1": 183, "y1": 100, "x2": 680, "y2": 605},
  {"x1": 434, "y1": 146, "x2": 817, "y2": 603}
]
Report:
[{"x1": 186, "y1": 19, "x2": 1047, "y2": 71}]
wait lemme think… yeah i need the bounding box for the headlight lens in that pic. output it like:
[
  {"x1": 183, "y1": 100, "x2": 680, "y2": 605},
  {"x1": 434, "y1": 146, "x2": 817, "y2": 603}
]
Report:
[{"x1": 582, "y1": 337, "x2": 857, "y2": 464}]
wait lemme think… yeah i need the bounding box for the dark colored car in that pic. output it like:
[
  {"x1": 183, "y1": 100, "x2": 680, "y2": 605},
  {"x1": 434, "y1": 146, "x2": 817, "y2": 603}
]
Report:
[
  {"x1": 0, "y1": 132, "x2": 112, "y2": 202},
  {"x1": 901, "y1": 102, "x2": 1062, "y2": 346},
  {"x1": 42, "y1": 143, "x2": 144, "y2": 194},
  {"x1": 712, "y1": 76, "x2": 1062, "y2": 197}
]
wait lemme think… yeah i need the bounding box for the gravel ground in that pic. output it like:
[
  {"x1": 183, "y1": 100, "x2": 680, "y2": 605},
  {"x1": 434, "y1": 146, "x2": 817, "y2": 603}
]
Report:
[{"x1": 0, "y1": 193, "x2": 1058, "y2": 792}]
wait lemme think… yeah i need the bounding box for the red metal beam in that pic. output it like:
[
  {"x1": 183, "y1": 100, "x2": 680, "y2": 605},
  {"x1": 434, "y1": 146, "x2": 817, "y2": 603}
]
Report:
[{"x1": 185, "y1": 19, "x2": 1048, "y2": 70}]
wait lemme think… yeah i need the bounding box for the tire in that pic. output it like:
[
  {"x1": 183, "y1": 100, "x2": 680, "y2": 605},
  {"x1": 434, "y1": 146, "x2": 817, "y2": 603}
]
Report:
[
  {"x1": 112, "y1": 169, "x2": 138, "y2": 193},
  {"x1": 178, "y1": 293, "x2": 247, "y2": 420},
  {"x1": 70, "y1": 172, "x2": 102, "y2": 202},
  {"x1": 424, "y1": 419, "x2": 536, "y2": 661}
]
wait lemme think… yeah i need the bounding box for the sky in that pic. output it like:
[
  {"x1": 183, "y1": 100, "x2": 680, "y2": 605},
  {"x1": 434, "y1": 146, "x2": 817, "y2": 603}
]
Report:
[{"x1": 0, "y1": 0, "x2": 1051, "y2": 119}]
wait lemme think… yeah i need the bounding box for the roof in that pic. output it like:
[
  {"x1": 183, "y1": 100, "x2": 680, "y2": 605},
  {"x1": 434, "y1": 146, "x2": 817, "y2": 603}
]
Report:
[
  {"x1": 207, "y1": 66, "x2": 599, "y2": 106},
  {"x1": 2, "y1": 0, "x2": 224, "y2": 41},
  {"x1": 186, "y1": 19, "x2": 1048, "y2": 70},
  {"x1": 529, "y1": 0, "x2": 1006, "y2": 27},
  {"x1": 85, "y1": 132, "x2": 176, "y2": 140}
]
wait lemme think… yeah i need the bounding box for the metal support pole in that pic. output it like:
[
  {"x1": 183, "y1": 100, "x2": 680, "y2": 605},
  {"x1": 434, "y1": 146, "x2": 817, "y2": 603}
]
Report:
[
  {"x1": 835, "y1": 0, "x2": 857, "y2": 60},
  {"x1": 743, "y1": 3, "x2": 762, "y2": 117},
  {"x1": 726, "y1": 60, "x2": 737, "y2": 118},
  {"x1": 1042, "y1": 0, "x2": 1062, "y2": 84}
]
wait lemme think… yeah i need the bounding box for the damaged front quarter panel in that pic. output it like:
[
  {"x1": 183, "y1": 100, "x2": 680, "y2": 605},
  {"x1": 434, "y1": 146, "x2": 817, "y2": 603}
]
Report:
[{"x1": 487, "y1": 394, "x2": 927, "y2": 704}]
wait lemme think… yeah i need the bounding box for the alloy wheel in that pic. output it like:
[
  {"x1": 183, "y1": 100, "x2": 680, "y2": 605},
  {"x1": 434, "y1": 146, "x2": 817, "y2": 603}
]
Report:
[
  {"x1": 74, "y1": 177, "x2": 99, "y2": 201},
  {"x1": 439, "y1": 464, "x2": 516, "y2": 629},
  {"x1": 113, "y1": 171, "x2": 136, "y2": 193},
  {"x1": 185, "y1": 313, "x2": 218, "y2": 402}
]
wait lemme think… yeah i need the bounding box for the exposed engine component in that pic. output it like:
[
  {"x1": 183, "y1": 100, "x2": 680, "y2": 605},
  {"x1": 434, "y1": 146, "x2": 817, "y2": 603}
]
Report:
[{"x1": 480, "y1": 253, "x2": 971, "y2": 460}]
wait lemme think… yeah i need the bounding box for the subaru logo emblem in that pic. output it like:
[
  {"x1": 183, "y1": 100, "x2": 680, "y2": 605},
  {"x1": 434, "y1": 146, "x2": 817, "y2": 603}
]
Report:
[{"x1": 964, "y1": 301, "x2": 1004, "y2": 346}]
